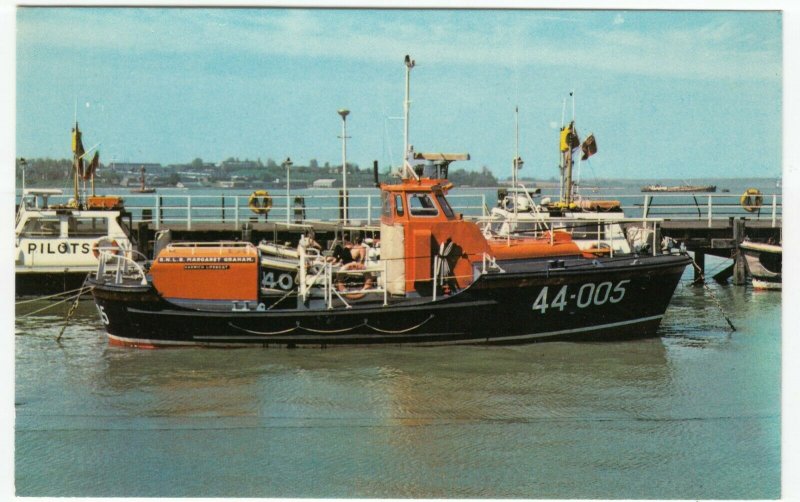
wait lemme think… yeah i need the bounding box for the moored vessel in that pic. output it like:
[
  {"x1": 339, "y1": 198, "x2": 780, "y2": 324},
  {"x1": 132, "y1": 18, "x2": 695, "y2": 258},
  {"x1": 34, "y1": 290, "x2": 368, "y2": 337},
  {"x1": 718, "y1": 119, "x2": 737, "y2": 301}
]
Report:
[
  {"x1": 88, "y1": 55, "x2": 691, "y2": 348},
  {"x1": 739, "y1": 240, "x2": 781, "y2": 290},
  {"x1": 129, "y1": 165, "x2": 156, "y2": 193},
  {"x1": 15, "y1": 124, "x2": 136, "y2": 296},
  {"x1": 487, "y1": 105, "x2": 648, "y2": 255},
  {"x1": 641, "y1": 184, "x2": 717, "y2": 193}
]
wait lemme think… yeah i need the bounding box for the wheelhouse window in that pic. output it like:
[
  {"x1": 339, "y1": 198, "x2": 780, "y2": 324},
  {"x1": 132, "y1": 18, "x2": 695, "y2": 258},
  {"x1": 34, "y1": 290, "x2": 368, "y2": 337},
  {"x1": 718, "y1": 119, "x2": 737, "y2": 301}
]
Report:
[
  {"x1": 67, "y1": 217, "x2": 109, "y2": 237},
  {"x1": 407, "y1": 193, "x2": 439, "y2": 217},
  {"x1": 381, "y1": 192, "x2": 392, "y2": 217},
  {"x1": 394, "y1": 194, "x2": 405, "y2": 217},
  {"x1": 20, "y1": 217, "x2": 61, "y2": 237},
  {"x1": 434, "y1": 192, "x2": 455, "y2": 219}
]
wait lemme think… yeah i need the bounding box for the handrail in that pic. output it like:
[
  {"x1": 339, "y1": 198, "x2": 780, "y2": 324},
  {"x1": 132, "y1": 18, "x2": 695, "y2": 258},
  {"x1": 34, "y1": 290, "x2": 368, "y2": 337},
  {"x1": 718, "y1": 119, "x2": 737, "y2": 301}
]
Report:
[
  {"x1": 167, "y1": 241, "x2": 255, "y2": 249},
  {"x1": 95, "y1": 250, "x2": 148, "y2": 285},
  {"x1": 16, "y1": 190, "x2": 782, "y2": 231},
  {"x1": 298, "y1": 244, "x2": 388, "y2": 308}
]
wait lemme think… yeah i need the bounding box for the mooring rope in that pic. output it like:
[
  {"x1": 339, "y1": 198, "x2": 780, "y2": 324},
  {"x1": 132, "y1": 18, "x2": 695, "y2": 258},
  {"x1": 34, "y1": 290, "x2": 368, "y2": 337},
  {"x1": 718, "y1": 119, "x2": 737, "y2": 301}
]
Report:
[
  {"x1": 16, "y1": 290, "x2": 85, "y2": 318},
  {"x1": 15, "y1": 286, "x2": 89, "y2": 305},
  {"x1": 688, "y1": 256, "x2": 736, "y2": 332},
  {"x1": 57, "y1": 276, "x2": 92, "y2": 342}
]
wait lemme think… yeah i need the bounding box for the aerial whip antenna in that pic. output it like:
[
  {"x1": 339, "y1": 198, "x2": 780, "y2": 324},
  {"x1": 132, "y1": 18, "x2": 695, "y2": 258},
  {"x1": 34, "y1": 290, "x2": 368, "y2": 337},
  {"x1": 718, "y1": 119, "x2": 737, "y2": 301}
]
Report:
[{"x1": 403, "y1": 54, "x2": 419, "y2": 180}]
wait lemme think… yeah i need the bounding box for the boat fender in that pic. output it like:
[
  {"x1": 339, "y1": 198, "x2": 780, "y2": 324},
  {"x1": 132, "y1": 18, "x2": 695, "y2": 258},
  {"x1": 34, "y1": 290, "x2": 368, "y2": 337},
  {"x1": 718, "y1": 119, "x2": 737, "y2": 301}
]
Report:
[
  {"x1": 92, "y1": 238, "x2": 120, "y2": 259},
  {"x1": 740, "y1": 188, "x2": 763, "y2": 213},
  {"x1": 335, "y1": 262, "x2": 375, "y2": 300},
  {"x1": 248, "y1": 190, "x2": 273, "y2": 215}
]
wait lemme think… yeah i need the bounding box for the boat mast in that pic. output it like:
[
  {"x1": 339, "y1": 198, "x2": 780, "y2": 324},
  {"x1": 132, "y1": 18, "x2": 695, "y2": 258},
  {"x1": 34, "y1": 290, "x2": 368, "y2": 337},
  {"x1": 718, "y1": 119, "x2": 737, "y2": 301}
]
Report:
[
  {"x1": 91, "y1": 156, "x2": 95, "y2": 196},
  {"x1": 559, "y1": 98, "x2": 566, "y2": 202},
  {"x1": 72, "y1": 98, "x2": 81, "y2": 206},
  {"x1": 72, "y1": 121, "x2": 82, "y2": 207},
  {"x1": 562, "y1": 91, "x2": 575, "y2": 206},
  {"x1": 403, "y1": 54, "x2": 418, "y2": 180},
  {"x1": 513, "y1": 106, "x2": 520, "y2": 220},
  {"x1": 19, "y1": 158, "x2": 26, "y2": 194}
]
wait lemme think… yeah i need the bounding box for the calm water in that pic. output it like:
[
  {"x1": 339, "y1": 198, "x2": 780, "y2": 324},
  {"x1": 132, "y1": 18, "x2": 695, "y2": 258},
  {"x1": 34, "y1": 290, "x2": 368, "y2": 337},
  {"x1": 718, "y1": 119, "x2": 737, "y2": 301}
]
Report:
[{"x1": 15, "y1": 264, "x2": 780, "y2": 498}]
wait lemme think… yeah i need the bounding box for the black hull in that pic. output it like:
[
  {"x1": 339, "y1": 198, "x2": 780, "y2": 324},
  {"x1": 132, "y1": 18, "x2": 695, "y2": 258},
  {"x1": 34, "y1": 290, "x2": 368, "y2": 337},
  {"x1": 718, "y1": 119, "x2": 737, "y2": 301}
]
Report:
[
  {"x1": 16, "y1": 271, "x2": 91, "y2": 297},
  {"x1": 90, "y1": 254, "x2": 691, "y2": 348}
]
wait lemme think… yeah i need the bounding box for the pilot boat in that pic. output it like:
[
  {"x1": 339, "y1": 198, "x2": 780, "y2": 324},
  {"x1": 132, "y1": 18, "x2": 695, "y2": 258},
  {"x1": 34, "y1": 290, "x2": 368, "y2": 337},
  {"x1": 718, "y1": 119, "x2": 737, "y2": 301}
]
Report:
[
  {"x1": 15, "y1": 124, "x2": 135, "y2": 296},
  {"x1": 88, "y1": 55, "x2": 690, "y2": 348}
]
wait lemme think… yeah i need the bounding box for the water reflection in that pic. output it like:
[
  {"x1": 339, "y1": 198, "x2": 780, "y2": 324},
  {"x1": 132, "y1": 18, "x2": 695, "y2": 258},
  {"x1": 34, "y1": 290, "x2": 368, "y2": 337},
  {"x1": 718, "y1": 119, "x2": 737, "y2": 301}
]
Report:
[
  {"x1": 14, "y1": 281, "x2": 780, "y2": 498},
  {"x1": 93, "y1": 338, "x2": 673, "y2": 430}
]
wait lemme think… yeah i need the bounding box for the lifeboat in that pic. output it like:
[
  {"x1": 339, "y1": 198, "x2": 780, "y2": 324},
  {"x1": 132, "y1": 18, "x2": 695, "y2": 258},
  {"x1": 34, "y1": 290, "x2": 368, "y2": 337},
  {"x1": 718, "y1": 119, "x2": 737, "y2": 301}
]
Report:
[
  {"x1": 87, "y1": 54, "x2": 691, "y2": 348},
  {"x1": 88, "y1": 169, "x2": 691, "y2": 347}
]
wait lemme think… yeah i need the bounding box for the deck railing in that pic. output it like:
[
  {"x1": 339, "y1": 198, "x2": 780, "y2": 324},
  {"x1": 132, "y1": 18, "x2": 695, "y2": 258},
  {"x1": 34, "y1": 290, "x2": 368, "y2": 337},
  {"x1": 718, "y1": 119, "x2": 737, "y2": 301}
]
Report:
[
  {"x1": 95, "y1": 249, "x2": 148, "y2": 285},
  {"x1": 17, "y1": 190, "x2": 782, "y2": 229}
]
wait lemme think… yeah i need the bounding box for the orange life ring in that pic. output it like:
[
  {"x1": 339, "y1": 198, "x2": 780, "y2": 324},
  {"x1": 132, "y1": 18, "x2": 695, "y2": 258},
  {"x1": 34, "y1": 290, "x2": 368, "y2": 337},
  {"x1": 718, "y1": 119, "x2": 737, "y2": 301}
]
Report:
[
  {"x1": 740, "y1": 188, "x2": 763, "y2": 213},
  {"x1": 335, "y1": 262, "x2": 375, "y2": 300},
  {"x1": 92, "y1": 238, "x2": 120, "y2": 259},
  {"x1": 581, "y1": 242, "x2": 612, "y2": 258}
]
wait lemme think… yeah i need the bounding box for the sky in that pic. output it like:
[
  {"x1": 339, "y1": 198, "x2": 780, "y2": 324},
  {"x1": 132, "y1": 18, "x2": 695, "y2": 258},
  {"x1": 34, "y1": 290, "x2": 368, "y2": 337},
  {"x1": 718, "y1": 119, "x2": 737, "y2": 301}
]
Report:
[{"x1": 14, "y1": 8, "x2": 783, "y2": 181}]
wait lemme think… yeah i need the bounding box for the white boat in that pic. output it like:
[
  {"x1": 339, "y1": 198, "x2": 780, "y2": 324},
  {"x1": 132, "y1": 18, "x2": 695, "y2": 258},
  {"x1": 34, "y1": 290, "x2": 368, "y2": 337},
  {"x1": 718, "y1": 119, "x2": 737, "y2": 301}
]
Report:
[
  {"x1": 15, "y1": 189, "x2": 135, "y2": 296},
  {"x1": 739, "y1": 240, "x2": 782, "y2": 290},
  {"x1": 15, "y1": 124, "x2": 135, "y2": 296},
  {"x1": 485, "y1": 110, "x2": 652, "y2": 256},
  {"x1": 487, "y1": 185, "x2": 638, "y2": 255}
]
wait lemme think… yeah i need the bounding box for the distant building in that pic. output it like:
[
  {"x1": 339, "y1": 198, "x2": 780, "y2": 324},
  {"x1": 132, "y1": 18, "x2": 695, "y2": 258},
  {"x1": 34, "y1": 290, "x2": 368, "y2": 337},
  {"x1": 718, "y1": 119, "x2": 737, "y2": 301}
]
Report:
[
  {"x1": 312, "y1": 179, "x2": 337, "y2": 188},
  {"x1": 221, "y1": 159, "x2": 259, "y2": 170},
  {"x1": 112, "y1": 162, "x2": 165, "y2": 175},
  {"x1": 168, "y1": 162, "x2": 217, "y2": 172}
]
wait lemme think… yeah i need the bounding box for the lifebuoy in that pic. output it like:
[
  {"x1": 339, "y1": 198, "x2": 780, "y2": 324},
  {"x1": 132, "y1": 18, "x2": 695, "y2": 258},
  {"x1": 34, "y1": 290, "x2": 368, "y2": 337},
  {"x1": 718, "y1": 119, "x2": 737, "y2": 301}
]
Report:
[
  {"x1": 248, "y1": 190, "x2": 273, "y2": 215},
  {"x1": 92, "y1": 238, "x2": 120, "y2": 259},
  {"x1": 581, "y1": 242, "x2": 612, "y2": 258},
  {"x1": 740, "y1": 188, "x2": 763, "y2": 213},
  {"x1": 335, "y1": 262, "x2": 375, "y2": 300}
]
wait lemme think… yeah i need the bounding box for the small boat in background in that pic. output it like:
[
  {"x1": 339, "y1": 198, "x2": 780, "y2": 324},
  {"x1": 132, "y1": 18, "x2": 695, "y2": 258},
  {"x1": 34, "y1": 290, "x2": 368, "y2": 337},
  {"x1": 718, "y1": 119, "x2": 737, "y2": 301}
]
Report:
[
  {"x1": 130, "y1": 165, "x2": 156, "y2": 193},
  {"x1": 641, "y1": 184, "x2": 716, "y2": 193},
  {"x1": 739, "y1": 240, "x2": 782, "y2": 290}
]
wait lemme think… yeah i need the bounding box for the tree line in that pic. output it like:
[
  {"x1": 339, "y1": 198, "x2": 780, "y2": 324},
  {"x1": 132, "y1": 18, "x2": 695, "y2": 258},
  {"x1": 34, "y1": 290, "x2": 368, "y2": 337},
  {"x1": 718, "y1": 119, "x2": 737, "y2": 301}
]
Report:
[{"x1": 16, "y1": 157, "x2": 499, "y2": 188}]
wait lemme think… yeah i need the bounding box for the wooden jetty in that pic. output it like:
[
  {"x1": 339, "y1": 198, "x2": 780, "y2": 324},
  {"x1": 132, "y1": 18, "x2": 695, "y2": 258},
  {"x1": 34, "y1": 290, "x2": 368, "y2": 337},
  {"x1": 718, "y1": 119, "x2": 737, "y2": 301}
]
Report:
[{"x1": 659, "y1": 218, "x2": 780, "y2": 285}]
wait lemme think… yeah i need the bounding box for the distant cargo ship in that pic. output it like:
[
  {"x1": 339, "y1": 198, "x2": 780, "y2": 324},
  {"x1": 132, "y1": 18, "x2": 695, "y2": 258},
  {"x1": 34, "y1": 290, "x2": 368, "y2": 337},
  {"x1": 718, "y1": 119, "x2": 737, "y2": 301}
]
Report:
[{"x1": 641, "y1": 184, "x2": 716, "y2": 193}]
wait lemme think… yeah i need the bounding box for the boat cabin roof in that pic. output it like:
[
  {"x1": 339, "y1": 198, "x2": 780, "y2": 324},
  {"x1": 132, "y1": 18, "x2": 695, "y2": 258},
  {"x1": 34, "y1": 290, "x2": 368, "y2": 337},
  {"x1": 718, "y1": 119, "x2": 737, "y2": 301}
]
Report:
[
  {"x1": 23, "y1": 188, "x2": 64, "y2": 196},
  {"x1": 411, "y1": 152, "x2": 470, "y2": 162},
  {"x1": 380, "y1": 178, "x2": 458, "y2": 224}
]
